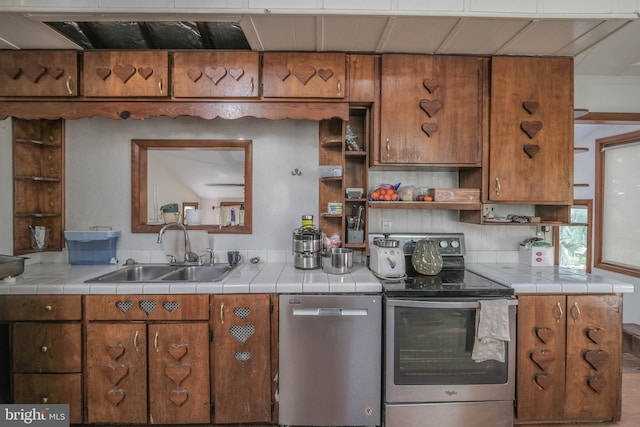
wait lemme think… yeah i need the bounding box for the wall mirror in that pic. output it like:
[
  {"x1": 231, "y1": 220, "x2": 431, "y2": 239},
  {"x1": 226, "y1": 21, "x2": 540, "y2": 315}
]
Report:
[{"x1": 131, "y1": 139, "x2": 252, "y2": 234}]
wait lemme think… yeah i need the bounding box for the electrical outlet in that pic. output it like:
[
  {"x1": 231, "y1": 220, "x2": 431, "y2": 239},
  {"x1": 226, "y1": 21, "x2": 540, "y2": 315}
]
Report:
[{"x1": 382, "y1": 220, "x2": 392, "y2": 233}]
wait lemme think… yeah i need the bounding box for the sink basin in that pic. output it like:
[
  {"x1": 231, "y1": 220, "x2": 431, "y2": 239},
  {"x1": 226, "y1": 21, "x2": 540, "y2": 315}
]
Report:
[
  {"x1": 85, "y1": 264, "x2": 234, "y2": 283},
  {"x1": 160, "y1": 265, "x2": 234, "y2": 282}
]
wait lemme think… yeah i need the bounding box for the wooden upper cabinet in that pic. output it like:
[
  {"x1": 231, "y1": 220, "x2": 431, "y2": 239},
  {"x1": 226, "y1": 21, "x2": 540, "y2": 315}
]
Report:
[
  {"x1": 489, "y1": 56, "x2": 573, "y2": 203},
  {"x1": 0, "y1": 50, "x2": 78, "y2": 97},
  {"x1": 262, "y1": 52, "x2": 346, "y2": 99},
  {"x1": 82, "y1": 51, "x2": 169, "y2": 97},
  {"x1": 172, "y1": 51, "x2": 259, "y2": 98},
  {"x1": 348, "y1": 54, "x2": 377, "y2": 103},
  {"x1": 378, "y1": 54, "x2": 485, "y2": 166}
]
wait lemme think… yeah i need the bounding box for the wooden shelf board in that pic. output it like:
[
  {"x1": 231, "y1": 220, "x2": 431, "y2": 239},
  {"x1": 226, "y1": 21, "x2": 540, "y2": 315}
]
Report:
[{"x1": 368, "y1": 201, "x2": 482, "y2": 210}]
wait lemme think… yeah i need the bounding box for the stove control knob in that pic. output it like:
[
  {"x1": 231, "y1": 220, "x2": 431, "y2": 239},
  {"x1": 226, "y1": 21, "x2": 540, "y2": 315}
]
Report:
[
  {"x1": 439, "y1": 240, "x2": 448, "y2": 248},
  {"x1": 450, "y1": 240, "x2": 460, "y2": 248}
]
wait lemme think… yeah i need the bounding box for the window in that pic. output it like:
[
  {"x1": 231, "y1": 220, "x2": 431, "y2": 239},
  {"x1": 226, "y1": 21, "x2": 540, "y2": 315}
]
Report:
[
  {"x1": 595, "y1": 131, "x2": 640, "y2": 277},
  {"x1": 554, "y1": 200, "x2": 591, "y2": 272}
]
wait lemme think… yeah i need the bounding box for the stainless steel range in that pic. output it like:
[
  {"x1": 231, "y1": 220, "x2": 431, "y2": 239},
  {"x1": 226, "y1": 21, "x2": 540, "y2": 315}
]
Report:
[{"x1": 369, "y1": 233, "x2": 517, "y2": 427}]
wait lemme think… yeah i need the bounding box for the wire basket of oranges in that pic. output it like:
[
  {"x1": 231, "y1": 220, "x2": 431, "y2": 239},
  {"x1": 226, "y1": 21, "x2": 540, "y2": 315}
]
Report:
[{"x1": 369, "y1": 183, "x2": 400, "y2": 201}]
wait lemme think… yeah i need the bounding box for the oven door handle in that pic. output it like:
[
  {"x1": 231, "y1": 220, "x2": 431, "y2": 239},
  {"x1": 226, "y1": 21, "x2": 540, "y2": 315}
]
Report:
[{"x1": 386, "y1": 299, "x2": 518, "y2": 309}]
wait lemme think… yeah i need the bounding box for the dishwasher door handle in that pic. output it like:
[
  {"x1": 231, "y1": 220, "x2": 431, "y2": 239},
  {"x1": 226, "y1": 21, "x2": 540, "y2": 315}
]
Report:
[{"x1": 293, "y1": 308, "x2": 369, "y2": 316}]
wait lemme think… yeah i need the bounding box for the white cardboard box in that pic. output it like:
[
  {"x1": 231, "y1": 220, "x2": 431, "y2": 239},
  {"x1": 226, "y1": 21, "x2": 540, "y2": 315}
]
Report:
[{"x1": 519, "y1": 245, "x2": 554, "y2": 266}]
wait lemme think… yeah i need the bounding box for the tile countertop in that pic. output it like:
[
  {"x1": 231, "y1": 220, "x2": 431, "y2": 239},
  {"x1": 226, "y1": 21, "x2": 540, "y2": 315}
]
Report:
[
  {"x1": 0, "y1": 262, "x2": 382, "y2": 295},
  {"x1": 467, "y1": 263, "x2": 636, "y2": 294}
]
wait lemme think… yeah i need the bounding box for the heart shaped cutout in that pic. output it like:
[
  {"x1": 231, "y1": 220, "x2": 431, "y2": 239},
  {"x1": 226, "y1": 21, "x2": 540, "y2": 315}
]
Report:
[
  {"x1": 421, "y1": 123, "x2": 439, "y2": 137},
  {"x1": 187, "y1": 69, "x2": 202, "y2": 82},
  {"x1": 274, "y1": 65, "x2": 291, "y2": 81},
  {"x1": 235, "y1": 351, "x2": 252, "y2": 363},
  {"x1": 230, "y1": 324, "x2": 255, "y2": 344},
  {"x1": 139, "y1": 300, "x2": 157, "y2": 315},
  {"x1": 102, "y1": 364, "x2": 129, "y2": 385},
  {"x1": 163, "y1": 300, "x2": 179, "y2": 313},
  {"x1": 520, "y1": 121, "x2": 543, "y2": 139},
  {"x1": 107, "y1": 344, "x2": 125, "y2": 361},
  {"x1": 106, "y1": 389, "x2": 125, "y2": 406},
  {"x1": 584, "y1": 349, "x2": 609, "y2": 371},
  {"x1": 419, "y1": 99, "x2": 443, "y2": 118},
  {"x1": 229, "y1": 67, "x2": 245, "y2": 81},
  {"x1": 115, "y1": 301, "x2": 132, "y2": 312},
  {"x1": 138, "y1": 66, "x2": 153, "y2": 80},
  {"x1": 204, "y1": 66, "x2": 226, "y2": 85},
  {"x1": 317, "y1": 68, "x2": 333, "y2": 81},
  {"x1": 587, "y1": 376, "x2": 607, "y2": 393},
  {"x1": 47, "y1": 67, "x2": 64, "y2": 80},
  {"x1": 165, "y1": 363, "x2": 192, "y2": 386},
  {"x1": 95, "y1": 67, "x2": 112, "y2": 81},
  {"x1": 169, "y1": 389, "x2": 189, "y2": 406},
  {"x1": 423, "y1": 79, "x2": 439, "y2": 93},
  {"x1": 293, "y1": 64, "x2": 316, "y2": 85},
  {"x1": 22, "y1": 63, "x2": 46, "y2": 83},
  {"x1": 534, "y1": 372, "x2": 553, "y2": 390},
  {"x1": 530, "y1": 349, "x2": 555, "y2": 371},
  {"x1": 587, "y1": 327, "x2": 605, "y2": 344},
  {"x1": 522, "y1": 100, "x2": 539, "y2": 114},
  {"x1": 523, "y1": 144, "x2": 540, "y2": 159},
  {"x1": 233, "y1": 307, "x2": 250, "y2": 319},
  {"x1": 535, "y1": 327, "x2": 554, "y2": 344},
  {"x1": 113, "y1": 64, "x2": 136, "y2": 84},
  {"x1": 6, "y1": 67, "x2": 21, "y2": 79},
  {"x1": 168, "y1": 344, "x2": 188, "y2": 361}
]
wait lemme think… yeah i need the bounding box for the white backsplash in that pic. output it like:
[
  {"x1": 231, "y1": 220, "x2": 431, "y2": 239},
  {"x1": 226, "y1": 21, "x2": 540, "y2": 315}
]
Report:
[{"x1": 1, "y1": 116, "x2": 544, "y2": 262}]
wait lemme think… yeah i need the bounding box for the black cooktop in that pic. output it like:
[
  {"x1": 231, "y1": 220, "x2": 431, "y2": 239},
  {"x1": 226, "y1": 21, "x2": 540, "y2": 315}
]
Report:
[{"x1": 382, "y1": 269, "x2": 514, "y2": 298}]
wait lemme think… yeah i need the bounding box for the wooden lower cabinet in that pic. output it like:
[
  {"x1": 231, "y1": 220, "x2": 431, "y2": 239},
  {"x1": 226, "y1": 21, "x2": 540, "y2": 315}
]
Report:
[
  {"x1": 86, "y1": 322, "x2": 210, "y2": 424},
  {"x1": 516, "y1": 294, "x2": 622, "y2": 423},
  {"x1": 211, "y1": 294, "x2": 276, "y2": 424},
  {"x1": 13, "y1": 373, "x2": 83, "y2": 423}
]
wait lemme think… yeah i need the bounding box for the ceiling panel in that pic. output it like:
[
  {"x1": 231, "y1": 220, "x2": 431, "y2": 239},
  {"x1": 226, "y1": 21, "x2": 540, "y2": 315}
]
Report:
[
  {"x1": 437, "y1": 18, "x2": 530, "y2": 55},
  {"x1": 556, "y1": 19, "x2": 630, "y2": 57},
  {"x1": 575, "y1": 19, "x2": 640, "y2": 76},
  {"x1": 249, "y1": 15, "x2": 317, "y2": 51},
  {"x1": 320, "y1": 15, "x2": 389, "y2": 52},
  {"x1": 377, "y1": 16, "x2": 459, "y2": 53}
]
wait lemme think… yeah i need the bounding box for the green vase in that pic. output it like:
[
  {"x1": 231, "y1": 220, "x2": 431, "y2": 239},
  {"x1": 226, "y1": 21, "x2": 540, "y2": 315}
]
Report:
[{"x1": 411, "y1": 238, "x2": 443, "y2": 275}]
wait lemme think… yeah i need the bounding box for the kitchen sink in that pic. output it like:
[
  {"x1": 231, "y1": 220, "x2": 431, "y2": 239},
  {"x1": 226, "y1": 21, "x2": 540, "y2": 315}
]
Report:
[
  {"x1": 85, "y1": 264, "x2": 235, "y2": 283},
  {"x1": 160, "y1": 265, "x2": 233, "y2": 282}
]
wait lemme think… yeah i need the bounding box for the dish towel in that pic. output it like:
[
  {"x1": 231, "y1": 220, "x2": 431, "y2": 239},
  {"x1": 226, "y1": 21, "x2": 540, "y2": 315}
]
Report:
[{"x1": 471, "y1": 299, "x2": 511, "y2": 363}]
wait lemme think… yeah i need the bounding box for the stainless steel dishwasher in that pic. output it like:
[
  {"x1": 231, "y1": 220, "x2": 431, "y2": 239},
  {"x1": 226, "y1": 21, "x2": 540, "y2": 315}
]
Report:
[{"x1": 278, "y1": 294, "x2": 382, "y2": 426}]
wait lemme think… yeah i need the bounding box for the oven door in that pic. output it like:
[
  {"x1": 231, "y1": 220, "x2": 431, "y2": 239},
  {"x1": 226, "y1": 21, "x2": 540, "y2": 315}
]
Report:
[{"x1": 385, "y1": 298, "x2": 517, "y2": 404}]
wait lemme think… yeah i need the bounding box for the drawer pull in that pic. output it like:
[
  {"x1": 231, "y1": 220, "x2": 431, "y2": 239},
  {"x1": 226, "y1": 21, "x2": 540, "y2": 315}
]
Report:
[
  {"x1": 44, "y1": 305, "x2": 52, "y2": 311},
  {"x1": 41, "y1": 346, "x2": 48, "y2": 352}
]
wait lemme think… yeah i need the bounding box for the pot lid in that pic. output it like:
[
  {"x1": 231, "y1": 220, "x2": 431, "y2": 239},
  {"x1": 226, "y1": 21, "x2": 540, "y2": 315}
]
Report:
[{"x1": 373, "y1": 233, "x2": 400, "y2": 248}]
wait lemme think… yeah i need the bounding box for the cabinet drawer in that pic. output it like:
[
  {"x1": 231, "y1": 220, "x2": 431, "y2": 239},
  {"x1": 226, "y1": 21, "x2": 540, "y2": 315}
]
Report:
[
  {"x1": 13, "y1": 373, "x2": 82, "y2": 424},
  {"x1": 83, "y1": 51, "x2": 169, "y2": 97},
  {"x1": 0, "y1": 296, "x2": 81, "y2": 321},
  {"x1": 12, "y1": 323, "x2": 82, "y2": 373},
  {"x1": 85, "y1": 295, "x2": 210, "y2": 320},
  {"x1": 0, "y1": 50, "x2": 78, "y2": 97}
]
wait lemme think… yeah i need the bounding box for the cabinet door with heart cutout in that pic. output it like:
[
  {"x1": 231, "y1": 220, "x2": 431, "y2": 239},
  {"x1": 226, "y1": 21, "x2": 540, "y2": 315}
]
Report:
[
  {"x1": 82, "y1": 51, "x2": 169, "y2": 97},
  {"x1": 377, "y1": 54, "x2": 485, "y2": 166},
  {"x1": 489, "y1": 56, "x2": 573, "y2": 203},
  {"x1": 262, "y1": 52, "x2": 346, "y2": 99},
  {"x1": 211, "y1": 294, "x2": 274, "y2": 424},
  {"x1": 173, "y1": 51, "x2": 259, "y2": 98},
  {"x1": 564, "y1": 294, "x2": 622, "y2": 421},
  {"x1": 0, "y1": 50, "x2": 78, "y2": 97}
]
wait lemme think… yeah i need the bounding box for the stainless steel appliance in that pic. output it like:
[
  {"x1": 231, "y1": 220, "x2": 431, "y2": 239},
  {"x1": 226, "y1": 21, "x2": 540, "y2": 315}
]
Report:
[
  {"x1": 369, "y1": 233, "x2": 406, "y2": 279},
  {"x1": 369, "y1": 233, "x2": 517, "y2": 427},
  {"x1": 292, "y1": 226, "x2": 323, "y2": 269},
  {"x1": 278, "y1": 294, "x2": 382, "y2": 426}
]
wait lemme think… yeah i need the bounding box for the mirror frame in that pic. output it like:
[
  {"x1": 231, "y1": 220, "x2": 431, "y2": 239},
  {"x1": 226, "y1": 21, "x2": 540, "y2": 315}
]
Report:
[{"x1": 131, "y1": 139, "x2": 252, "y2": 234}]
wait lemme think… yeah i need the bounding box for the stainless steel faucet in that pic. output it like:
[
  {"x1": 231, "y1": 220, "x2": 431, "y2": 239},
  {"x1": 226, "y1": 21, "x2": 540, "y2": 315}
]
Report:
[{"x1": 157, "y1": 222, "x2": 199, "y2": 264}]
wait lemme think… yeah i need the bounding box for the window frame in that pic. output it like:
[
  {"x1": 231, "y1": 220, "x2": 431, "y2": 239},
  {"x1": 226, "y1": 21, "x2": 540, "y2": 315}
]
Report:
[{"x1": 553, "y1": 199, "x2": 592, "y2": 273}]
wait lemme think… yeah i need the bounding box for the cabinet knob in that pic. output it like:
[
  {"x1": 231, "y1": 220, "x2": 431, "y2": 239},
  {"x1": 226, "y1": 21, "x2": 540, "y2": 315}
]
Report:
[
  {"x1": 41, "y1": 397, "x2": 49, "y2": 404},
  {"x1": 44, "y1": 305, "x2": 52, "y2": 311},
  {"x1": 41, "y1": 346, "x2": 48, "y2": 352}
]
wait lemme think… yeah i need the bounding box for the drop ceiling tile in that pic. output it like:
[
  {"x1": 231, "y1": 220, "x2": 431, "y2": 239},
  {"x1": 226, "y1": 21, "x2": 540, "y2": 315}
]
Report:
[
  {"x1": 320, "y1": 16, "x2": 388, "y2": 52},
  {"x1": 438, "y1": 17, "x2": 529, "y2": 55},
  {"x1": 380, "y1": 16, "x2": 459, "y2": 53},
  {"x1": 251, "y1": 15, "x2": 317, "y2": 50}
]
